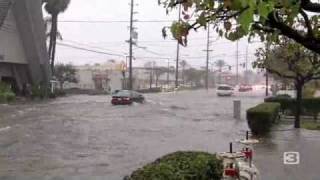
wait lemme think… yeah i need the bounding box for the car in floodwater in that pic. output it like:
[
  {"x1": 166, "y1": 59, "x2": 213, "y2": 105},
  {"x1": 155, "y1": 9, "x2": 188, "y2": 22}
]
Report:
[
  {"x1": 111, "y1": 90, "x2": 145, "y2": 105},
  {"x1": 217, "y1": 85, "x2": 234, "y2": 96},
  {"x1": 239, "y1": 84, "x2": 253, "y2": 92}
]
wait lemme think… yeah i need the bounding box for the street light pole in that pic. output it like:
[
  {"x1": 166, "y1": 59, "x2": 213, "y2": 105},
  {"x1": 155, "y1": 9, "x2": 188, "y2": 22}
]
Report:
[
  {"x1": 205, "y1": 23, "x2": 210, "y2": 91},
  {"x1": 128, "y1": 0, "x2": 134, "y2": 90}
]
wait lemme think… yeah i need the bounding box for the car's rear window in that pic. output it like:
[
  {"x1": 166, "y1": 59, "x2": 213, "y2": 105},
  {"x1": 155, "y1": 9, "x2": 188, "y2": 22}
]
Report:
[
  {"x1": 218, "y1": 86, "x2": 232, "y2": 90},
  {"x1": 114, "y1": 91, "x2": 131, "y2": 97}
]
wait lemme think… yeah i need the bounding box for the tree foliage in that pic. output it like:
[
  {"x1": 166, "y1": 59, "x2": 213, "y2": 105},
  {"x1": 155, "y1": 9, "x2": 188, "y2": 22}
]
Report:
[
  {"x1": 184, "y1": 68, "x2": 205, "y2": 86},
  {"x1": 214, "y1": 59, "x2": 226, "y2": 70},
  {"x1": 54, "y1": 64, "x2": 78, "y2": 89},
  {"x1": 254, "y1": 38, "x2": 320, "y2": 128},
  {"x1": 254, "y1": 39, "x2": 320, "y2": 81},
  {"x1": 159, "y1": 0, "x2": 320, "y2": 54}
]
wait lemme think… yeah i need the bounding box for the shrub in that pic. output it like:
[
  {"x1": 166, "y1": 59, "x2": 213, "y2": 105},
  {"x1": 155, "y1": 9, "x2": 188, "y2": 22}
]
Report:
[
  {"x1": 125, "y1": 151, "x2": 223, "y2": 180},
  {"x1": 247, "y1": 102, "x2": 281, "y2": 135},
  {"x1": 31, "y1": 85, "x2": 48, "y2": 99},
  {"x1": 0, "y1": 82, "x2": 16, "y2": 103},
  {"x1": 303, "y1": 98, "x2": 320, "y2": 120},
  {"x1": 265, "y1": 96, "x2": 320, "y2": 119},
  {"x1": 265, "y1": 96, "x2": 295, "y2": 114}
]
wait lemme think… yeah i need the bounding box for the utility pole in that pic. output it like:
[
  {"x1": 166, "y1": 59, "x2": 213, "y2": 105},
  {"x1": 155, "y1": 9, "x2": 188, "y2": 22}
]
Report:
[
  {"x1": 167, "y1": 59, "x2": 170, "y2": 86},
  {"x1": 236, "y1": 40, "x2": 239, "y2": 85},
  {"x1": 266, "y1": 42, "x2": 270, "y2": 96},
  {"x1": 128, "y1": 0, "x2": 134, "y2": 90},
  {"x1": 175, "y1": 4, "x2": 181, "y2": 88},
  {"x1": 245, "y1": 45, "x2": 248, "y2": 72},
  {"x1": 205, "y1": 23, "x2": 212, "y2": 91}
]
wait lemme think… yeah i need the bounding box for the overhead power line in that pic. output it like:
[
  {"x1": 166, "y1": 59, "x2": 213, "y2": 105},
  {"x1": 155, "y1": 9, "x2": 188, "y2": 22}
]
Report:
[
  {"x1": 59, "y1": 20, "x2": 178, "y2": 23},
  {"x1": 57, "y1": 42, "x2": 124, "y2": 57}
]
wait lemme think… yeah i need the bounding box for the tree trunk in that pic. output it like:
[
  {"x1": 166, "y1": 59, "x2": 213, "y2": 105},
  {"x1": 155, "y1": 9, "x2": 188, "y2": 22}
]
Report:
[
  {"x1": 50, "y1": 14, "x2": 58, "y2": 75},
  {"x1": 294, "y1": 81, "x2": 303, "y2": 128},
  {"x1": 48, "y1": 29, "x2": 54, "y2": 66}
]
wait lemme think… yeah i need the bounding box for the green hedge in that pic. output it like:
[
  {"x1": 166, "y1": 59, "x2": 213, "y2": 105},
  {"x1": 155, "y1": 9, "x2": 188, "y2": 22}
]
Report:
[
  {"x1": 302, "y1": 98, "x2": 320, "y2": 120},
  {"x1": 265, "y1": 96, "x2": 320, "y2": 120},
  {"x1": 125, "y1": 151, "x2": 223, "y2": 180},
  {"x1": 0, "y1": 82, "x2": 16, "y2": 103},
  {"x1": 264, "y1": 96, "x2": 295, "y2": 113},
  {"x1": 247, "y1": 102, "x2": 281, "y2": 135}
]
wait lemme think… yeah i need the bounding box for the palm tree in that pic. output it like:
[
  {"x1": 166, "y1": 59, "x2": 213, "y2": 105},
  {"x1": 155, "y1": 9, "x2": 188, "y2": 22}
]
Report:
[
  {"x1": 43, "y1": 0, "x2": 71, "y2": 75},
  {"x1": 44, "y1": 16, "x2": 63, "y2": 41}
]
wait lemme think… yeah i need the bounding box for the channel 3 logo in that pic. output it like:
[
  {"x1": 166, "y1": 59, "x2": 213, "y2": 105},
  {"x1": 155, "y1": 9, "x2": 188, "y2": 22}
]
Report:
[{"x1": 283, "y1": 152, "x2": 300, "y2": 165}]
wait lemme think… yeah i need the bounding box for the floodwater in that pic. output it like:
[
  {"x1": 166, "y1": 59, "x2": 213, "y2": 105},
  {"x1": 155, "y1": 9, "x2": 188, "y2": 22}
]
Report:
[{"x1": 0, "y1": 90, "x2": 319, "y2": 180}]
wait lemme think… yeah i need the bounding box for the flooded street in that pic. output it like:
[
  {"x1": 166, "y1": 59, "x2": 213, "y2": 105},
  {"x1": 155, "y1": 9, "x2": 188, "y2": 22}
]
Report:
[{"x1": 0, "y1": 90, "x2": 319, "y2": 180}]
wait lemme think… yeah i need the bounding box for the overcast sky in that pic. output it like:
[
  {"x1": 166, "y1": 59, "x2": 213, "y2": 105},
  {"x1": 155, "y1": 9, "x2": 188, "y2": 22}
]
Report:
[{"x1": 50, "y1": 0, "x2": 263, "y2": 72}]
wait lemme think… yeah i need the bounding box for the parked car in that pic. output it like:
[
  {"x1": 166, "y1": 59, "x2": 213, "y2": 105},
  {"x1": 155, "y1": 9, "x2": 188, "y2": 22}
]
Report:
[
  {"x1": 217, "y1": 85, "x2": 234, "y2": 96},
  {"x1": 111, "y1": 90, "x2": 145, "y2": 105}
]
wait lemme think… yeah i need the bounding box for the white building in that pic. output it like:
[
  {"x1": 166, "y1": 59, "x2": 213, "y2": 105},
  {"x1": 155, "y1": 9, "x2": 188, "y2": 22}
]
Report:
[{"x1": 63, "y1": 63, "x2": 123, "y2": 93}]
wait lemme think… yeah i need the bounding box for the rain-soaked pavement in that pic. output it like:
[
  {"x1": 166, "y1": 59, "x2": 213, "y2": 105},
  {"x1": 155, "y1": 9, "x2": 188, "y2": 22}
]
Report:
[{"x1": 0, "y1": 90, "x2": 319, "y2": 180}]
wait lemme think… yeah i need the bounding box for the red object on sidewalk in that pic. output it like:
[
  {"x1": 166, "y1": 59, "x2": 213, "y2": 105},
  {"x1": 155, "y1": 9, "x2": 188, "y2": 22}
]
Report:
[
  {"x1": 242, "y1": 149, "x2": 253, "y2": 159},
  {"x1": 225, "y1": 168, "x2": 239, "y2": 177}
]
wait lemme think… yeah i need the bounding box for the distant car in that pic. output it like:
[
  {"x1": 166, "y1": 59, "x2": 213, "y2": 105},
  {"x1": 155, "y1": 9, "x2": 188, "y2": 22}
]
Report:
[
  {"x1": 239, "y1": 85, "x2": 253, "y2": 92},
  {"x1": 217, "y1": 85, "x2": 234, "y2": 96},
  {"x1": 111, "y1": 90, "x2": 145, "y2": 105}
]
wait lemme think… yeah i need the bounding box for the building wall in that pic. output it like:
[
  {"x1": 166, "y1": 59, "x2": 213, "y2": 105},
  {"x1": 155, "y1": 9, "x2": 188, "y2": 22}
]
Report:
[
  {"x1": 109, "y1": 71, "x2": 122, "y2": 92},
  {"x1": 77, "y1": 69, "x2": 95, "y2": 89},
  {"x1": 0, "y1": 10, "x2": 27, "y2": 64}
]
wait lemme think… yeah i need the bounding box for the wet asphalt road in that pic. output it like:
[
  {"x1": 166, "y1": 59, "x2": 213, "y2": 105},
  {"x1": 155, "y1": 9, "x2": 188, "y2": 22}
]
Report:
[{"x1": 0, "y1": 89, "x2": 319, "y2": 180}]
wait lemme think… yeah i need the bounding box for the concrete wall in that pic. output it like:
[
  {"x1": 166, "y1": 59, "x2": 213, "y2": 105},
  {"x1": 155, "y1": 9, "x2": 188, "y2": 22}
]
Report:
[{"x1": 0, "y1": 10, "x2": 27, "y2": 64}]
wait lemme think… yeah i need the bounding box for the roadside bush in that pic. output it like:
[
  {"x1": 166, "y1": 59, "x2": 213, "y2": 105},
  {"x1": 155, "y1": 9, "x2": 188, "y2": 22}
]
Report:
[
  {"x1": 247, "y1": 102, "x2": 281, "y2": 135},
  {"x1": 303, "y1": 98, "x2": 320, "y2": 120},
  {"x1": 31, "y1": 85, "x2": 48, "y2": 99},
  {"x1": 265, "y1": 96, "x2": 320, "y2": 119},
  {"x1": 125, "y1": 151, "x2": 223, "y2": 180},
  {"x1": 0, "y1": 82, "x2": 16, "y2": 103},
  {"x1": 265, "y1": 96, "x2": 295, "y2": 114}
]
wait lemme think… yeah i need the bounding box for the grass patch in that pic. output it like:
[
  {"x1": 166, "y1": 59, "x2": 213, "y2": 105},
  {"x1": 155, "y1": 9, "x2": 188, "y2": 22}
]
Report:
[{"x1": 301, "y1": 121, "x2": 320, "y2": 130}]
